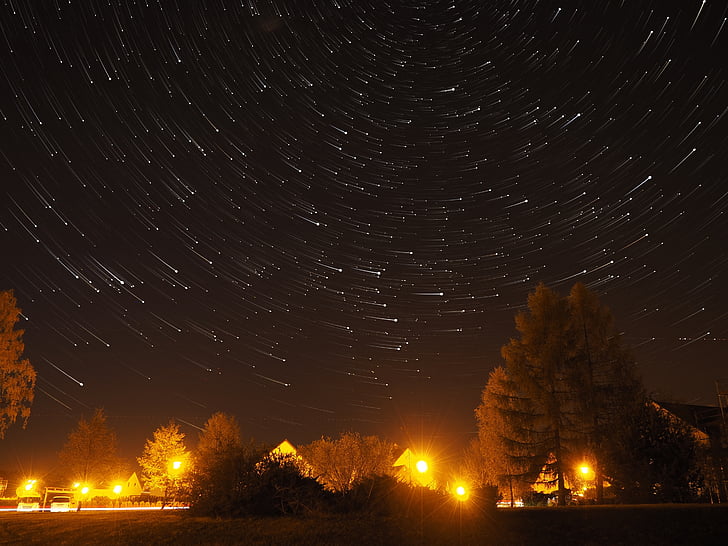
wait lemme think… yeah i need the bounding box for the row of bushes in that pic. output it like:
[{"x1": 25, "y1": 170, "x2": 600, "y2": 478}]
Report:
[{"x1": 188, "y1": 452, "x2": 497, "y2": 519}]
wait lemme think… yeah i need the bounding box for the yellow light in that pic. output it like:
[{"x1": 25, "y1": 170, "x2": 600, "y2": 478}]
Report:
[
  {"x1": 453, "y1": 483, "x2": 470, "y2": 501},
  {"x1": 81, "y1": 486, "x2": 89, "y2": 495},
  {"x1": 415, "y1": 460, "x2": 428, "y2": 473},
  {"x1": 73, "y1": 482, "x2": 80, "y2": 488},
  {"x1": 113, "y1": 485, "x2": 122, "y2": 495},
  {"x1": 24, "y1": 483, "x2": 33, "y2": 491},
  {"x1": 580, "y1": 465, "x2": 590, "y2": 475},
  {"x1": 172, "y1": 460, "x2": 182, "y2": 470}
]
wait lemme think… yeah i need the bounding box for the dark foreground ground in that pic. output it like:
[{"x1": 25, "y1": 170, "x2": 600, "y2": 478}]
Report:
[{"x1": 1, "y1": 504, "x2": 727, "y2": 545}]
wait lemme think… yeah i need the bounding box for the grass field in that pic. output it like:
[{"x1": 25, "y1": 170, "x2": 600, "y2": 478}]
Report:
[{"x1": 1, "y1": 504, "x2": 727, "y2": 545}]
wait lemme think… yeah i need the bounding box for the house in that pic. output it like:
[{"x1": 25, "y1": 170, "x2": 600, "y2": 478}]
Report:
[
  {"x1": 392, "y1": 447, "x2": 437, "y2": 488},
  {"x1": 655, "y1": 401, "x2": 728, "y2": 501},
  {"x1": 655, "y1": 401, "x2": 722, "y2": 446},
  {"x1": 264, "y1": 439, "x2": 312, "y2": 477},
  {"x1": 83, "y1": 472, "x2": 143, "y2": 499}
]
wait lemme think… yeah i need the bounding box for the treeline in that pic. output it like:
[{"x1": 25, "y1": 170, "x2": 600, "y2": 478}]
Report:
[
  {"x1": 187, "y1": 417, "x2": 489, "y2": 518},
  {"x1": 49, "y1": 410, "x2": 486, "y2": 517},
  {"x1": 5, "y1": 283, "x2": 725, "y2": 513}
]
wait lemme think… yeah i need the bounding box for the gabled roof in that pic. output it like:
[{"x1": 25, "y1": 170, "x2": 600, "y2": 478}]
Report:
[
  {"x1": 271, "y1": 439, "x2": 298, "y2": 457},
  {"x1": 656, "y1": 401, "x2": 723, "y2": 435},
  {"x1": 392, "y1": 447, "x2": 415, "y2": 468},
  {"x1": 125, "y1": 472, "x2": 142, "y2": 496},
  {"x1": 653, "y1": 401, "x2": 713, "y2": 444}
]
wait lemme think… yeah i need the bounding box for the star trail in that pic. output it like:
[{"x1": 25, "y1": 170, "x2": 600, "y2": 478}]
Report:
[{"x1": 1, "y1": 0, "x2": 726, "y2": 467}]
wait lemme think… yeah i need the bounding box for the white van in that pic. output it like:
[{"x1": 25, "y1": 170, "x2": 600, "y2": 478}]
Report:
[
  {"x1": 50, "y1": 495, "x2": 72, "y2": 512},
  {"x1": 16, "y1": 495, "x2": 41, "y2": 512}
]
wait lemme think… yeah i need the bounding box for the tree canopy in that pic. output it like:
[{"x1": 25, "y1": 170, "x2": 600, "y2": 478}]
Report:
[
  {"x1": 195, "y1": 412, "x2": 243, "y2": 465},
  {"x1": 603, "y1": 401, "x2": 707, "y2": 503},
  {"x1": 299, "y1": 432, "x2": 396, "y2": 492},
  {"x1": 0, "y1": 289, "x2": 36, "y2": 439},
  {"x1": 474, "y1": 366, "x2": 535, "y2": 504},
  {"x1": 138, "y1": 421, "x2": 190, "y2": 504},
  {"x1": 478, "y1": 282, "x2": 642, "y2": 504},
  {"x1": 58, "y1": 408, "x2": 124, "y2": 485}
]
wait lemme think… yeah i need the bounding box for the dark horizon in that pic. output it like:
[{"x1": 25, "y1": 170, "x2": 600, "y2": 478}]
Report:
[{"x1": 1, "y1": 1, "x2": 726, "y2": 478}]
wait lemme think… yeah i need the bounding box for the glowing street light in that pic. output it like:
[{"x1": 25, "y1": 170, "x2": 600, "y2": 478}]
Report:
[
  {"x1": 455, "y1": 485, "x2": 469, "y2": 501},
  {"x1": 113, "y1": 484, "x2": 123, "y2": 495},
  {"x1": 576, "y1": 463, "x2": 596, "y2": 500},
  {"x1": 169, "y1": 455, "x2": 189, "y2": 475},
  {"x1": 416, "y1": 459, "x2": 429, "y2": 474}
]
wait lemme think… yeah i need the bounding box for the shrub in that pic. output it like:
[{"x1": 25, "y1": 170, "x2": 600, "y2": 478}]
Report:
[{"x1": 189, "y1": 450, "x2": 331, "y2": 518}]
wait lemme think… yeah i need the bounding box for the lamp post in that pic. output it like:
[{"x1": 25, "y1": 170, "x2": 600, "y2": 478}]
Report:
[
  {"x1": 76, "y1": 484, "x2": 90, "y2": 511},
  {"x1": 578, "y1": 464, "x2": 595, "y2": 501},
  {"x1": 166, "y1": 456, "x2": 188, "y2": 507}
]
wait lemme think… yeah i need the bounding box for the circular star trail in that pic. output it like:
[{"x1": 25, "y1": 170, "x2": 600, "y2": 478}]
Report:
[{"x1": 1, "y1": 0, "x2": 726, "y2": 464}]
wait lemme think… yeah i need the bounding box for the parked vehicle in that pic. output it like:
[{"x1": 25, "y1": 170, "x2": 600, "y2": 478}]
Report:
[
  {"x1": 50, "y1": 495, "x2": 73, "y2": 512},
  {"x1": 16, "y1": 495, "x2": 41, "y2": 512}
]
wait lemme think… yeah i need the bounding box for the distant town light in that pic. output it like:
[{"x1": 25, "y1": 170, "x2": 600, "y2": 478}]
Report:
[{"x1": 416, "y1": 460, "x2": 428, "y2": 473}]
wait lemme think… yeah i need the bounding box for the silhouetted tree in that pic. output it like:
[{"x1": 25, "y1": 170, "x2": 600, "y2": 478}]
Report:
[
  {"x1": 501, "y1": 284, "x2": 579, "y2": 505},
  {"x1": 58, "y1": 408, "x2": 124, "y2": 486},
  {"x1": 0, "y1": 289, "x2": 36, "y2": 439},
  {"x1": 254, "y1": 452, "x2": 331, "y2": 515},
  {"x1": 566, "y1": 282, "x2": 643, "y2": 501},
  {"x1": 474, "y1": 366, "x2": 535, "y2": 505},
  {"x1": 195, "y1": 412, "x2": 242, "y2": 466},
  {"x1": 496, "y1": 283, "x2": 642, "y2": 504},
  {"x1": 603, "y1": 401, "x2": 706, "y2": 503},
  {"x1": 190, "y1": 412, "x2": 246, "y2": 514}
]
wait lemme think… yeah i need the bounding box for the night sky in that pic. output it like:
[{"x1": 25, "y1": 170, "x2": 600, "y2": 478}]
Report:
[{"x1": 1, "y1": 1, "x2": 726, "y2": 473}]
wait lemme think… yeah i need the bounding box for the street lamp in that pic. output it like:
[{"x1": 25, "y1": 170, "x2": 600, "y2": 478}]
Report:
[
  {"x1": 454, "y1": 484, "x2": 469, "y2": 501},
  {"x1": 577, "y1": 463, "x2": 595, "y2": 500},
  {"x1": 165, "y1": 455, "x2": 189, "y2": 507},
  {"x1": 416, "y1": 459, "x2": 428, "y2": 474}
]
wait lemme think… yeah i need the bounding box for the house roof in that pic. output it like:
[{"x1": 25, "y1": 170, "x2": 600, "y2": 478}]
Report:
[
  {"x1": 653, "y1": 401, "x2": 724, "y2": 446},
  {"x1": 392, "y1": 447, "x2": 415, "y2": 468},
  {"x1": 271, "y1": 439, "x2": 298, "y2": 456},
  {"x1": 656, "y1": 401, "x2": 723, "y2": 436}
]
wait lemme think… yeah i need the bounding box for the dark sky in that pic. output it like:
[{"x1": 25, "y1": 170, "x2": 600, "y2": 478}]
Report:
[{"x1": 1, "y1": 1, "x2": 726, "y2": 475}]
